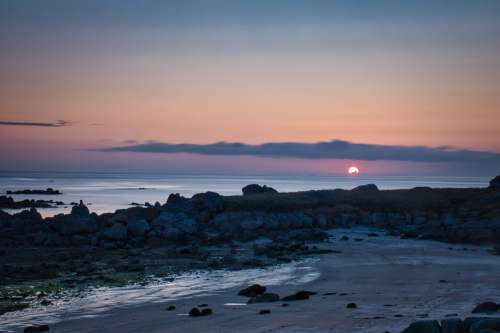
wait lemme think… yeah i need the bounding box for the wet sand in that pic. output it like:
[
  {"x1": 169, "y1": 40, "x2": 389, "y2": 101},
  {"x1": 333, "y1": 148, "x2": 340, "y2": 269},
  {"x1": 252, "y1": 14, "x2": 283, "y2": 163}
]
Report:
[{"x1": 5, "y1": 227, "x2": 500, "y2": 333}]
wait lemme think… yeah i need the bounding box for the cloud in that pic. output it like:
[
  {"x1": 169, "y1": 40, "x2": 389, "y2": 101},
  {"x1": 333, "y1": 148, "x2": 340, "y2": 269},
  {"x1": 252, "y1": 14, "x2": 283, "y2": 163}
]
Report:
[
  {"x1": 0, "y1": 120, "x2": 69, "y2": 127},
  {"x1": 93, "y1": 139, "x2": 500, "y2": 164}
]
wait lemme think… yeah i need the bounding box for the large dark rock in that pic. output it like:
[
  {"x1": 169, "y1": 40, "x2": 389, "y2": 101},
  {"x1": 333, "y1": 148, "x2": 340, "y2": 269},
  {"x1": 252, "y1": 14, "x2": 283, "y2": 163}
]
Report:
[
  {"x1": 469, "y1": 318, "x2": 500, "y2": 333},
  {"x1": 352, "y1": 184, "x2": 379, "y2": 191},
  {"x1": 489, "y1": 175, "x2": 500, "y2": 188},
  {"x1": 127, "y1": 219, "x2": 150, "y2": 237},
  {"x1": 242, "y1": 184, "x2": 278, "y2": 196},
  {"x1": 102, "y1": 223, "x2": 127, "y2": 241},
  {"x1": 191, "y1": 191, "x2": 224, "y2": 214},
  {"x1": 441, "y1": 318, "x2": 465, "y2": 333},
  {"x1": 238, "y1": 284, "x2": 266, "y2": 297},
  {"x1": 464, "y1": 317, "x2": 489, "y2": 332},
  {"x1": 401, "y1": 320, "x2": 441, "y2": 333},
  {"x1": 248, "y1": 293, "x2": 280, "y2": 303},
  {"x1": 472, "y1": 302, "x2": 499, "y2": 313}
]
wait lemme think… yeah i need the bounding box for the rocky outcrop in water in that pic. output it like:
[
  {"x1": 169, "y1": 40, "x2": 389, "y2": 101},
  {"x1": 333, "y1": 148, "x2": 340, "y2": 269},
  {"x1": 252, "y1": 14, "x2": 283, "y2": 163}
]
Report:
[
  {"x1": 7, "y1": 188, "x2": 61, "y2": 195},
  {"x1": 242, "y1": 184, "x2": 278, "y2": 196}
]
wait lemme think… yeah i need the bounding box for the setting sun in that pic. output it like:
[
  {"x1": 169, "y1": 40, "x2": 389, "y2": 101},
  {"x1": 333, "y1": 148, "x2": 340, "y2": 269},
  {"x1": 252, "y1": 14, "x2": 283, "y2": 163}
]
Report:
[{"x1": 348, "y1": 166, "x2": 360, "y2": 175}]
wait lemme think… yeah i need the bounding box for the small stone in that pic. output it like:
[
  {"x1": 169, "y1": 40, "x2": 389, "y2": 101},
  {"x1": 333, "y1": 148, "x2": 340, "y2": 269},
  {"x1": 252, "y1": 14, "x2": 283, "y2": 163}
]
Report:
[
  {"x1": 189, "y1": 308, "x2": 201, "y2": 317},
  {"x1": 166, "y1": 305, "x2": 176, "y2": 311},
  {"x1": 346, "y1": 303, "x2": 357, "y2": 309},
  {"x1": 238, "y1": 284, "x2": 266, "y2": 297},
  {"x1": 259, "y1": 309, "x2": 271, "y2": 315}
]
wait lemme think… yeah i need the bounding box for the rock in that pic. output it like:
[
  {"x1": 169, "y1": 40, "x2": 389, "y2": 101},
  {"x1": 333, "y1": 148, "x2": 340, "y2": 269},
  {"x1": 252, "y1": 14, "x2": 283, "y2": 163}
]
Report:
[
  {"x1": 464, "y1": 318, "x2": 489, "y2": 332},
  {"x1": 259, "y1": 309, "x2": 271, "y2": 315},
  {"x1": 24, "y1": 325, "x2": 50, "y2": 332},
  {"x1": 472, "y1": 302, "x2": 499, "y2": 313},
  {"x1": 127, "y1": 219, "x2": 150, "y2": 237},
  {"x1": 176, "y1": 219, "x2": 197, "y2": 234},
  {"x1": 102, "y1": 223, "x2": 127, "y2": 241},
  {"x1": 188, "y1": 307, "x2": 212, "y2": 317},
  {"x1": 191, "y1": 191, "x2": 224, "y2": 213},
  {"x1": 353, "y1": 184, "x2": 379, "y2": 191},
  {"x1": 71, "y1": 200, "x2": 90, "y2": 216},
  {"x1": 71, "y1": 235, "x2": 90, "y2": 246},
  {"x1": 59, "y1": 215, "x2": 97, "y2": 236},
  {"x1": 401, "y1": 320, "x2": 441, "y2": 333},
  {"x1": 238, "y1": 284, "x2": 266, "y2": 297},
  {"x1": 248, "y1": 293, "x2": 280, "y2": 303},
  {"x1": 469, "y1": 318, "x2": 500, "y2": 333},
  {"x1": 346, "y1": 303, "x2": 357, "y2": 309},
  {"x1": 110, "y1": 214, "x2": 128, "y2": 224},
  {"x1": 240, "y1": 218, "x2": 263, "y2": 230},
  {"x1": 282, "y1": 291, "x2": 316, "y2": 301},
  {"x1": 189, "y1": 307, "x2": 201, "y2": 317},
  {"x1": 242, "y1": 184, "x2": 278, "y2": 196},
  {"x1": 441, "y1": 318, "x2": 465, "y2": 333},
  {"x1": 166, "y1": 305, "x2": 176, "y2": 311},
  {"x1": 201, "y1": 308, "x2": 212, "y2": 316},
  {"x1": 163, "y1": 227, "x2": 183, "y2": 240},
  {"x1": 489, "y1": 175, "x2": 500, "y2": 188}
]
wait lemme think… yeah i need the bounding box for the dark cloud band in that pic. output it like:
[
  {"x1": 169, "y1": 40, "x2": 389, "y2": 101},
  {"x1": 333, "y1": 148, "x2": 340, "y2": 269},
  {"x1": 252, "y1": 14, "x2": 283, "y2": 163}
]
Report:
[
  {"x1": 0, "y1": 120, "x2": 69, "y2": 127},
  {"x1": 94, "y1": 140, "x2": 500, "y2": 164}
]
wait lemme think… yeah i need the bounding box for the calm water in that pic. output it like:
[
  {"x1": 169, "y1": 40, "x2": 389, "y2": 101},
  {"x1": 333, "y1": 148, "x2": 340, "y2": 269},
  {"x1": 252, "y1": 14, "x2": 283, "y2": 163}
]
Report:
[{"x1": 0, "y1": 171, "x2": 489, "y2": 217}]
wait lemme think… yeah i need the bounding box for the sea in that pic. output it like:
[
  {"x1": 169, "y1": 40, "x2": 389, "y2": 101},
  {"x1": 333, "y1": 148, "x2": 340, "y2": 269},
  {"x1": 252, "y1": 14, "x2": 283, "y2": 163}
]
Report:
[{"x1": 0, "y1": 171, "x2": 490, "y2": 217}]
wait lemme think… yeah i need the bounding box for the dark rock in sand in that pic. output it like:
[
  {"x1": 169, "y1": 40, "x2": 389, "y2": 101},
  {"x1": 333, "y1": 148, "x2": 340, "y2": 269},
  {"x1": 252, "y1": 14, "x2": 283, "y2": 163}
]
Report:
[
  {"x1": 242, "y1": 184, "x2": 278, "y2": 196},
  {"x1": 166, "y1": 305, "x2": 176, "y2": 311},
  {"x1": 201, "y1": 308, "x2": 212, "y2": 316},
  {"x1": 282, "y1": 291, "x2": 316, "y2": 301},
  {"x1": 189, "y1": 307, "x2": 201, "y2": 316},
  {"x1": 489, "y1": 175, "x2": 500, "y2": 188},
  {"x1": 352, "y1": 184, "x2": 379, "y2": 191},
  {"x1": 346, "y1": 303, "x2": 357, "y2": 309},
  {"x1": 401, "y1": 320, "x2": 441, "y2": 333},
  {"x1": 259, "y1": 309, "x2": 271, "y2": 315},
  {"x1": 24, "y1": 325, "x2": 50, "y2": 332},
  {"x1": 441, "y1": 318, "x2": 465, "y2": 333},
  {"x1": 248, "y1": 293, "x2": 280, "y2": 303},
  {"x1": 238, "y1": 284, "x2": 266, "y2": 297},
  {"x1": 472, "y1": 302, "x2": 499, "y2": 313}
]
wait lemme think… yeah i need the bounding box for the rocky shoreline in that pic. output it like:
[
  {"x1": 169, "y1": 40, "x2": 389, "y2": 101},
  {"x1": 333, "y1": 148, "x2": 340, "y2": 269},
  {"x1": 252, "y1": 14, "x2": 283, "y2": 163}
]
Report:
[{"x1": 1, "y1": 179, "x2": 499, "y2": 330}]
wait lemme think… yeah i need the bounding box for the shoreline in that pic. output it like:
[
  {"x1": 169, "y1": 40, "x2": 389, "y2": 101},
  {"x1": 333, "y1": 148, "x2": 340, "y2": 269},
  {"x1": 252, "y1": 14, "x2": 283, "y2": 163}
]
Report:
[{"x1": 3, "y1": 227, "x2": 499, "y2": 332}]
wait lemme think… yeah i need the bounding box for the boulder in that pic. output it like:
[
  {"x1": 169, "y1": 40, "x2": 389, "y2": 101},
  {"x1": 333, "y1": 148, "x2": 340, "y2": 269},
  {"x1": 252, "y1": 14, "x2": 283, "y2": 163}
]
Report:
[
  {"x1": 441, "y1": 318, "x2": 465, "y2": 333},
  {"x1": 238, "y1": 284, "x2": 266, "y2": 297},
  {"x1": 59, "y1": 216, "x2": 97, "y2": 236},
  {"x1": 163, "y1": 227, "x2": 183, "y2": 240},
  {"x1": 248, "y1": 293, "x2": 280, "y2": 303},
  {"x1": 489, "y1": 175, "x2": 500, "y2": 188},
  {"x1": 401, "y1": 320, "x2": 441, "y2": 333},
  {"x1": 352, "y1": 184, "x2": 379, "y2": 191},
  {"x1": 240, "y1": 218, "x2": 263, "y2": 230},
  {"x1": 102, "y1": 223, "x2": 127, "y2": 241},
  {"x1": 191, "y1": 191, "x2": 224, "y2": 213},
  {"x1": 71, "y1": 200, "x2": 90, "y2": 216},
  {"x1": 469, "y1": 318, "x2": 500, "y2": 333},
  {"x1": 472, "y1": 302, "x2": 499, "y2": 313},
  {"x1": 242, "y1": 184, "x2": 278, "y2": 196},
  {"x1": 176, "y1": 219, "x2": 197, "y2": 234},
  {"x1": 127, "y1": 219, "x2": 150, "y2": 237}
]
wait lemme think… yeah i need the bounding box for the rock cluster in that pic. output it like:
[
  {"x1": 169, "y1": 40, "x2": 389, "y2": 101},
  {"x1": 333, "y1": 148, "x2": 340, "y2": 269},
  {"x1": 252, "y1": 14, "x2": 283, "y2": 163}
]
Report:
[
  {"x1": 402, "y1": 317, "x2": 500, "y2": 333},
  {"x1": 242, "y1": 184, "x2": 278, "y2": 196}
]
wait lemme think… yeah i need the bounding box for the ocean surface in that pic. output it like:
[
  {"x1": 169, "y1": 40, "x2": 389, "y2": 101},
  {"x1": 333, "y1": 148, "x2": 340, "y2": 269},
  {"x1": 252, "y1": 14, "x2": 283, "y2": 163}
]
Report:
[{"x1": 0, "y1": 171, "x2": 490, "y2": 217}]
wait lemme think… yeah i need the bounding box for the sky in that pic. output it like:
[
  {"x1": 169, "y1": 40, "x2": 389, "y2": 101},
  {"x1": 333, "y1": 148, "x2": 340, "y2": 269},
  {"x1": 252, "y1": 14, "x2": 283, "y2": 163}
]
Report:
[{"x1": 0, "y1": 0, "x2": 499, "y2": 175}]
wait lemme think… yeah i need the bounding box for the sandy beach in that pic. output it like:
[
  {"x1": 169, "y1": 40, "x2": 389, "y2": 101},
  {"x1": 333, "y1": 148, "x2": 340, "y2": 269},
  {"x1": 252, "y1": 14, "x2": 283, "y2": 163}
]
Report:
[{"x1": 4, "y1": 227, "x2": 499, "y2": 333}]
